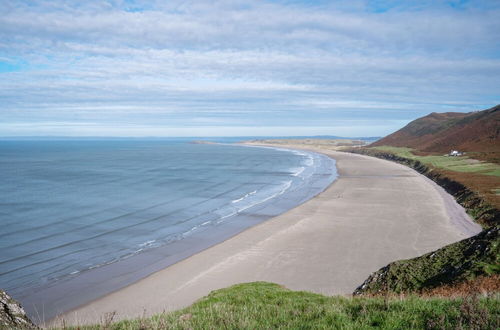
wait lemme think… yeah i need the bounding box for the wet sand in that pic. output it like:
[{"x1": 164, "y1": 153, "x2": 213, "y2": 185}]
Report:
[{"x1": 52, "y1": 147, "x2": 481, "y2": 326}]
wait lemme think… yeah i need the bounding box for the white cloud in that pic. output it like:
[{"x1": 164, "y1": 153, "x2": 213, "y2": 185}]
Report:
[{"x1": 0, "y1": 0, "x2": 499, "y2": 136}]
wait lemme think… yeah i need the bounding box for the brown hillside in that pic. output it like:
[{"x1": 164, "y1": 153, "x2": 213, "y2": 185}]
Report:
[{"x1": 371, "y1": 105, "x2": 500, "y2": 153}]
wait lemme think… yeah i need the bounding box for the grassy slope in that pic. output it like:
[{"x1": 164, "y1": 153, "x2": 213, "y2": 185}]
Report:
[
  {"x1": 354, "y1": 227, "x2": 499, "y2": 295},
  {"x1": 371, "y1": 146, "x2": 500, "y2": 177},
  {"x1": 62, "y1": 282, "x2": 499, "y2": 330}
]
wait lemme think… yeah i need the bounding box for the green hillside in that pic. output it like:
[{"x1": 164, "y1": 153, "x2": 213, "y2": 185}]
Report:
[{"x1": 354, "y1": 227, "x2": 499, "y2": 295}]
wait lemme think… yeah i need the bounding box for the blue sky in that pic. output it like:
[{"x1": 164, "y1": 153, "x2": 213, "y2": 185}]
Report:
[{"x1": 1, "y1": 0, "x2": 499, "y2": 137}]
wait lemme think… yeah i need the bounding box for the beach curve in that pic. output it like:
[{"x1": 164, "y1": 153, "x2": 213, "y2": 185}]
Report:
[{"x1": 51, "y1": 147, "x2": 482, "y2": 326}]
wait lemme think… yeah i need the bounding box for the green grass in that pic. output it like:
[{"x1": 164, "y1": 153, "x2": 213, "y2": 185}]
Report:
[
  {"x1": 372, "y1": 146, "x2": 500, "y2": 176},
  {"x1": 60, "y1": 282, "x2": 499, "y2": 330},
  {"x1": 354, "y1": 227, "x2": 499, "y2": 295},
  {"x1": 371, "y1": 146, "x2": 416, "y2": 158}
]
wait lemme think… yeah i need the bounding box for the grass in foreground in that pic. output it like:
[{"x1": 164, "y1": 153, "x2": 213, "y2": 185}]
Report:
[{"x1": 59, "y1": 282, "x2": 499, "y2": 330}]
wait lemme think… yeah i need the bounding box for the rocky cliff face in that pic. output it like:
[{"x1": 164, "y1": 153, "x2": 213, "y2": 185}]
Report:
[{"x1": 1, "y1": 289, "x2": 36, "y2": 329}]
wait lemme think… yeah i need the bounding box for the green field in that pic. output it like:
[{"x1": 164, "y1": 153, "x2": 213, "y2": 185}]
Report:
[
  {"x1": 60, "y1": 282, "x2": 499, "y2": 330},
  {"x1": 372, "y1": 146, "x2": 500, "y2": 177}
]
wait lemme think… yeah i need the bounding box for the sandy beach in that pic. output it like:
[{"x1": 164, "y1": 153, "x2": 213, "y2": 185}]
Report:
[{"x1": 52, "y1": 146, "x2": 481, "y2": 326}]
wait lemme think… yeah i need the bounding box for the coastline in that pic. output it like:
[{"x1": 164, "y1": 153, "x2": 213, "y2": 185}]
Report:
[
  {"x1": 50, "y1": 146, "x2": 481, "y2": 327},
  {"x1": 245, "y1": 141, "x2": 481, "y2": 238},
  {"x1": 18, "y1": 144, "x2": 336, "y2": 324}
]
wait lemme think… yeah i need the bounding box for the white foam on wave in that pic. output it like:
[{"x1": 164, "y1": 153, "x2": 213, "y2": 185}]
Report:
[
  {"x1": 232, "y1": 190, "x2": 257, "y2": 203},
  {"x1": 304, "y1": 157, "x2": 314, "y2": 166},
  {"x1": 291, "y1": 167, "x2": 305, "y2": 177},
  {"x1": 217, "y1": 211, "x2": 238, "y2": 223},
  {"x1": 286, "y1": 149, "x2": 315, "y2": 169},
  {"x1": 139, "y1": 240, "x2": 156, "y2": 247},
  {"x1": 290, "y1": 150, "x2": 307, "y2": 156},
  {"x1": 252, "y1": 181, "x2": 291, "y2": 207},
  {"x1": 245, "y1": 144, "x2": 315, "y2": 169},
  {"x1": 216, "y1": 180, "x2": 293, "y2": 224},
  {"x1": 180, "y1": 218, "x2": 216, "y2": 237},
  {"x1": 182, "y1": 225, "x2": 200, "y2": 237}
]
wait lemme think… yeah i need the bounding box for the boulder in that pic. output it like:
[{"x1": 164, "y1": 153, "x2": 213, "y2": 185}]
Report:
[{"x1": 0, "y1": 289, "x2": 36, "y2": 329}]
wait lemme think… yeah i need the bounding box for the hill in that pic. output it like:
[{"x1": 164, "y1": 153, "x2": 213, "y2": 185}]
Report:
[
  {"x1": 371, "y1": 105, "x2": 500, "y2": 155},
  {"x1": 361, "y1": 105, "x2": 500, "y2": 209},
  {"x1": 348, "y1": 105, "x2": 499, "y2": 300}
]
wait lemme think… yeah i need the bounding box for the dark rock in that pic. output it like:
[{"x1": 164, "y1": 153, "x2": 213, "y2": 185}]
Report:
[{"x1": 1, "y1": 289, "x2": 37, "y2": 329}]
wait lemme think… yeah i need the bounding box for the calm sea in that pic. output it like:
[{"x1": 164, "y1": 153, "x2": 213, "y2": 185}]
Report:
[{"x1": 0, "y1": 139, "x2": 336, "y2": 320}]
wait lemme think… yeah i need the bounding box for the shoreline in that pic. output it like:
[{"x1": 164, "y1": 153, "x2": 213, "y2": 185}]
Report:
[
  {"x1": 19, "y1": 145, "x2": 337, "y2": 324},
  {"x1": 50, "y1": 146, "x2": 481, "y2": 327},
  {"x1": 245, "y1": 142, "x2": 481, "y2": 238}
]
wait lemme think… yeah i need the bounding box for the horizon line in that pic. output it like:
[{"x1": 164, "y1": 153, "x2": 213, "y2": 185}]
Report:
[{"x1": 0, "y1": 135, "x2": 382, "y2": 139}]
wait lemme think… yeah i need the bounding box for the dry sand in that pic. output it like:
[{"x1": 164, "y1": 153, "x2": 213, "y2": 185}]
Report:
[{"x1": 52, "y1": 146, "x2": 482, "y2": 326}]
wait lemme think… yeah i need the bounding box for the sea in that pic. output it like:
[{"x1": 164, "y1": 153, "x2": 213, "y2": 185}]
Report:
[{"x1": 0, "y1": 138, "x2": 337, "y2": 320}]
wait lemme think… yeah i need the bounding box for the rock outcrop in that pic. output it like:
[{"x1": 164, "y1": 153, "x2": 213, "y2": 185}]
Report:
[{"x1": 1, "y1": 289, "x2": 36, "y2": 329}]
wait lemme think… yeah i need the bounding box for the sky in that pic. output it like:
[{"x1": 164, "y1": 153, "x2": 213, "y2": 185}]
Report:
[{"x1": 1, "y1": 0, "x2": 499, "y2": 137}]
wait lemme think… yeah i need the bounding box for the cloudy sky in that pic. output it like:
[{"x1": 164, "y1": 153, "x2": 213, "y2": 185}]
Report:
[{"x1": 1, "y1": 0, "x2": 499, "y2": 137}]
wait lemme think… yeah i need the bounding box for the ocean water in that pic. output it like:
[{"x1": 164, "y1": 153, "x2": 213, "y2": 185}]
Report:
[{"x1": 0, "y1": 139, "x2": 336, "y2": 319}]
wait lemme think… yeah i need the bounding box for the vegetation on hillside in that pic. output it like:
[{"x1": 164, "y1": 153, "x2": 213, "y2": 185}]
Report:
[
  {"x1": 59, "y1": 282, "x2": 499, "y2": 330},
  {"x1": 371, "y1": 146, "x2": 500, "y2": 177},
  {"x1": 371, "y1": 105, "x2": 499, "y2": 157},
  {"x1": 421, "y1": 275, "x2": 500, "y2": 297},
  {"x1": 354, "y1": 227, "x2": 499, "y2": 295}
]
